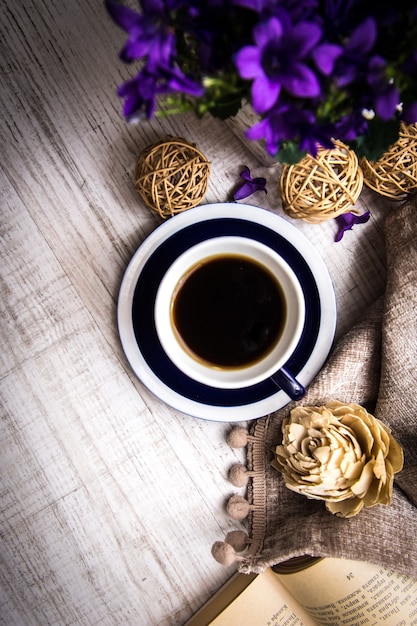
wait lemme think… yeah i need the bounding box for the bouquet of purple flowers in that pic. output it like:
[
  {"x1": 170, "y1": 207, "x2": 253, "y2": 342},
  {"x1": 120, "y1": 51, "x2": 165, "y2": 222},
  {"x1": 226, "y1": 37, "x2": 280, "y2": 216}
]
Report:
[{"x1": 106, "y1": 0, "x2": 417, "y2": 163}]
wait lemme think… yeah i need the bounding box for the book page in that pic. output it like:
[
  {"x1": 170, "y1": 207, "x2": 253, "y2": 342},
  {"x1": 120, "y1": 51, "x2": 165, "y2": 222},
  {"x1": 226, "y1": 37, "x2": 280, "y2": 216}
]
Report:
[
  {"x1": 209, "y1": 568, "x2": 316, "y2": 626},
  {"x1": 275, "y1": 557, "x2": 417, "y2": 625}
]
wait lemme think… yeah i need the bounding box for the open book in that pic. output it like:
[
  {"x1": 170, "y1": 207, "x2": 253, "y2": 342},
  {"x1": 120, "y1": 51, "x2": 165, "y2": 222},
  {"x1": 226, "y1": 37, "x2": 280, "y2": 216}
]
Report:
[{"x1": 185, "y1": 557, "x2": 417, "y2": 625}]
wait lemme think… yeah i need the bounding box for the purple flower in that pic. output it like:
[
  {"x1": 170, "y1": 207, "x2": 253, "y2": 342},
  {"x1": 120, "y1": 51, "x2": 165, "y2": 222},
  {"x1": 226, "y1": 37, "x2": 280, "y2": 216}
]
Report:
[
  {"x1": 106, "y1": 0, "x2": 203, "y2": 120},
  {"x1": 335, "y1": 211, "x2": 370, "y2": 242},
  {"x1": 246, "y1": 104, "x2": 294, "y2": 155},
  {"x1": 233, "y1": 166, "x2": 267, "y2": 200},
  {"x1": 235, "y1": 15, "x2": 322, "y2": 114},
  {"x1": 105, "y1": 0, "x2": 165, "y2": 63},
  {"x1": 117, "y1": 64, "x2": 203, "y2": 121},
  {"x1": 117, "y1": 71, "x2": 160, "y2": 119},
  {"x1": 106, "y1": 0, "x2": 417, "y2": 162},
  {"x1": 333, "y1": 109, "x2": 369, "y2": 142},
  {"x1": 246, "y1": 104, "x2": 334, "y2": 157},
  {"x1": 367, "y1": 56, "x2": 399, "y2": 121},
  {"x1": 335, "y1": 17, "x2": 377, "y2": 87}
]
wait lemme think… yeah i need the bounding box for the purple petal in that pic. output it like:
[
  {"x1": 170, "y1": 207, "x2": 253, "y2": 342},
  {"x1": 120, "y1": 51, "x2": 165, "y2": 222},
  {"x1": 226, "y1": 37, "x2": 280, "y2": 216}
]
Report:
[
  {"x1": 233, "y1": 182, "x2": 257, "y2": 200},
  {"x1": 253, "y1": 176, "x2": 267, "y2": 189},
  {"x1": 239, "y1": 165, "x2": 252, "y2": 181},
  {"x1": 368, "y1": 54, "x2": 386, "y2": 78},
  {"x1": 284, "y1": 22, "x2": 322, "y2": 58},
  {"x1": 312, "y1": 44, "x2": 343, "y2": 75},
  {"x1": 252, "y1": 75, "x2": 281, "y2": 113},
  {"x1": 348, "y1": 18, "x2": 377, "y2": 54},
  {"x1": 245, "y1": 121, "x2": 275, "y2": 157},
  {"x1": 121, "y1": 39, "x2": 151, "y2": 62},
  {"x1": 335, "y1": 211, "x2": 370, "y2": 242},
  {"x1": 336, "y1": 65, "x2": 357, "y2": 88},
  {"x1": 148, "y1": 32, "x2": 175, "y2": 68},
  {"x1": 281, "y1": 63, "x2": 320, "y2": 98},
  {"x1": 375, "y1": 84, "x2": 400, "y2": 120},
  {"x1": 167, "y1": 68, "x2": 204, "y2": 96},
  {"x1": 355, "y1": 211, "x2": 371, "y2": 224},
  {"x1": 235, "y1": 46, "x2": 262, "y2": 79},
  {"x1": 117, "y1": 75, "x2": 155, "y2": 119},
  {"x1": 254, "y1": 17, "x2": 283, "y2": 48},
  {"x1": 245, "y1": 118, "x2": 269, "y2": 141},
  {"x1": 105, "y1": 0, "x2": 142, "y2": 32}
]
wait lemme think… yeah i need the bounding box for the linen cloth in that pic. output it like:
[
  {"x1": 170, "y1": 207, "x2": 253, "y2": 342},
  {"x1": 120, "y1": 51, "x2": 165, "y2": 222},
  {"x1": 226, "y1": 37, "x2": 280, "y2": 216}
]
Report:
[{"x1": 238, "y1": 198, "x2": 417, "y2": 578}]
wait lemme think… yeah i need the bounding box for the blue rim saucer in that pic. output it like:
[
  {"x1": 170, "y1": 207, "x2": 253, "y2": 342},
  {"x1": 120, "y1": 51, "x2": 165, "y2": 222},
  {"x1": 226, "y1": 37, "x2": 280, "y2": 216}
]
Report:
[{"x1": 117, "y1": 204, "x2": 336, "y2": 421}]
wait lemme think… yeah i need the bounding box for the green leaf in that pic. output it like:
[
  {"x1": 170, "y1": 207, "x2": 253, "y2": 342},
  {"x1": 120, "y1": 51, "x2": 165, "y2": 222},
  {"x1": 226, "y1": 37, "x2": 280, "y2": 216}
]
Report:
[
  {"x1": 348, "y1": 118, "x2": 401, "y2": 161},
  {"x1": 207, "y1": 96, "x2": 244, "y2": 120},
  {"x1": 276, "y1": 141, "x2": 307, "y2": 165}
]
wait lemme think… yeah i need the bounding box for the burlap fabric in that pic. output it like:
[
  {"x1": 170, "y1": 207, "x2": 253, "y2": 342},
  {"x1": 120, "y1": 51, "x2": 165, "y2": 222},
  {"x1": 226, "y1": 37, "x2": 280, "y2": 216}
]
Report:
[{"x1": 238, "y1": 198, "x2": 417, "y2": 578}]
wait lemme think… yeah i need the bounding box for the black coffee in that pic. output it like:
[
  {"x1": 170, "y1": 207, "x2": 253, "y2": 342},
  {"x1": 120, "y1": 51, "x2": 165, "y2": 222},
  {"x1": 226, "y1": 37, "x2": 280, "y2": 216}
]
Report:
[{"x1": 172, "y1": 254, "x2": 286, "y2": 368}]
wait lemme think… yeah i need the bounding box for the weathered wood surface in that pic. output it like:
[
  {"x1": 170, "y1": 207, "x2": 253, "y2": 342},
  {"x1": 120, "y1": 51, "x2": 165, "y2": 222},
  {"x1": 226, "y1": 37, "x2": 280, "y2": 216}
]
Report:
[{"x1": 0, "y1": 1, "x2": 392, "y2": 624}]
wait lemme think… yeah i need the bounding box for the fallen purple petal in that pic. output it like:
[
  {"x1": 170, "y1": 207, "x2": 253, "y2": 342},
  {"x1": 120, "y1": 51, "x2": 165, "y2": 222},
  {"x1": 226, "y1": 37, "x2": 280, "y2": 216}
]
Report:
[
  {"x1": 233, "y1": 166, "x2": 267, "y2": 200},
  {"x1": 335, "y1": 211, "x2": 371, "y2": 242}
]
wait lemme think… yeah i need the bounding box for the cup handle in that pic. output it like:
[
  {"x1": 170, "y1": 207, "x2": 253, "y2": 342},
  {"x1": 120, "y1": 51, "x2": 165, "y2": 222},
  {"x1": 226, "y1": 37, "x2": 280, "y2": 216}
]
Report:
[{"x1": 270, "y1": 367, "x2": 306, "y2": 401}]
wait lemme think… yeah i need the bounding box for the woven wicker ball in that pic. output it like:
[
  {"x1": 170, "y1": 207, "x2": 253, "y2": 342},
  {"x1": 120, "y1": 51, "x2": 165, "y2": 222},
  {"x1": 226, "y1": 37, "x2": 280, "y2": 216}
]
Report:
[
  {"x1": 360, "y1": 123, "x2": 417, "y2": 200},
  {"x1": 135, "y1": 137, "x2": 210, "y2": 218},
  {"x1": 279, "y1": 141, "x2": 363, "y2": 223}
]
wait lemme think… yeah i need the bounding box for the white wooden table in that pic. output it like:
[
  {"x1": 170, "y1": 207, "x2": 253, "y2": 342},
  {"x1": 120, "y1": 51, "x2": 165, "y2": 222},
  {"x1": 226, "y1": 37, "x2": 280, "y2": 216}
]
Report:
[{"x1": 0, "y1": 1, "x2": 393, "y2": 624}]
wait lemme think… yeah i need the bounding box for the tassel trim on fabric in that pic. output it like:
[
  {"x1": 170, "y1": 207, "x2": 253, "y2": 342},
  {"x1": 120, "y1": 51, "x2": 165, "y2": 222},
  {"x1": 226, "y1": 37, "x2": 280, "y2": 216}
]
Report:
[
  {"x1": 228, "y1": 464, "x2": 256, "y2": 488},
  {"x1": 211, "y1": 423, "x2": 270, "y2": 567},
  {"x1": 211, "y1": 529, "x2": 252, "y2": 566},
  {"x1": 226, "y1": 426, "x2": 257, "y2": 448}
]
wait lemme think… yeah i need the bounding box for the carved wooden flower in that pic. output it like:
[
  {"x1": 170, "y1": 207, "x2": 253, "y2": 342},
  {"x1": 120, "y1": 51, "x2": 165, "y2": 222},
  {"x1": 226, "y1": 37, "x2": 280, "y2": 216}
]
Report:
[{"x1": 272, "y1": 401, "x2": 404, "y2": 518}]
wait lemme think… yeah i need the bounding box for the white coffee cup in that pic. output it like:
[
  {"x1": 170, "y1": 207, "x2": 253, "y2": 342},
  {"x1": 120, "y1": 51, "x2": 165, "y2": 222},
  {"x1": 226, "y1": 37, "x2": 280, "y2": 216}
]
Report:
[{"x1": 154, "y1": 237, "x2": 305, "y2": 396}]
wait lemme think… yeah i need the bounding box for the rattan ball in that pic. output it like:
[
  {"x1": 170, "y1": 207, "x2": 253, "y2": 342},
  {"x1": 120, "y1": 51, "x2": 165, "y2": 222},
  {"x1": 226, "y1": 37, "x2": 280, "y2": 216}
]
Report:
[
  {"x1": 360, "y1": 123, "x2": 417, "y2": 200},
  {"x1": 135, "y1": 137, "x2": 210, "y2": 218},
  {"x1": 279, "y1": 141, "x2": 363, "y2": 223}
]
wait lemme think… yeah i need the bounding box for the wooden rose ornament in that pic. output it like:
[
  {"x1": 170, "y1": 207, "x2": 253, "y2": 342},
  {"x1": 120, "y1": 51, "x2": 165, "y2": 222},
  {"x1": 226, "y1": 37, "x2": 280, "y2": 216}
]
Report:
[{"x1": 272, "y1": 401, "x2": 404, "y2": 518}]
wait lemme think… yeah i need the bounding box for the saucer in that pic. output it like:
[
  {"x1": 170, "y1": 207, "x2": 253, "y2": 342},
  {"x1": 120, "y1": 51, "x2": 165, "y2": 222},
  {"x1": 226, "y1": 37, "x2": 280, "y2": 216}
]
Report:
[{"x1": 117, "y1": 203, "x2": 336, "y2": 421}]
